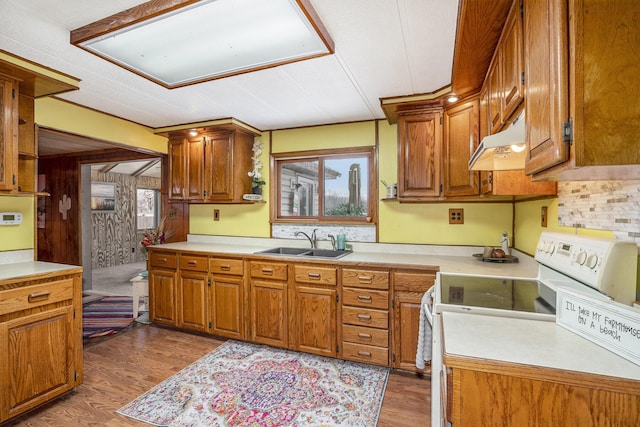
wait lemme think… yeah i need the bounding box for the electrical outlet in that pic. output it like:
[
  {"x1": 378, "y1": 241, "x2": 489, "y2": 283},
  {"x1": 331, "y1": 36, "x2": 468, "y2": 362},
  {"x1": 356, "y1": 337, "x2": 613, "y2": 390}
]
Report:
[
  {"x1": 214, "y1": 209, "x2": 220, "y2": 221},
  {"x1": 449, "y1": 208, "x2": 464, "y2": 224},
  {"x1": 541, "y1": 206, "x2": 548, "y2": 227}
]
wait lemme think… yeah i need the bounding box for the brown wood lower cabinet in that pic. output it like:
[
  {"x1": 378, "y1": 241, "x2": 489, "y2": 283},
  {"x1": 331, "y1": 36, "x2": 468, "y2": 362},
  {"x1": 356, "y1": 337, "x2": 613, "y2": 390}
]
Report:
[
  {"x1": 0, "y1": 269, "x2": 83, "y2": 423},
  {"x1": 209, "y1": 257, "x2": 245, "y2": 339},
  {"x1": 249, "y1": 260, "x2": 289, "y2": 348},
  {"x1": 392, "y1": 270, "x2": 436, "y2": 371},
  {"x1": 290, "y1": 264, "x2": 337, "y2": 357},
  {"x1": 177, "y1": 253, "x2": 209, "y2": 333},
  {"x1": 445, "y1": 362, "x2": 640, "y2": 426},
  {"x1": 149, "y1": 250, "x2": 178, "y2": 326}
]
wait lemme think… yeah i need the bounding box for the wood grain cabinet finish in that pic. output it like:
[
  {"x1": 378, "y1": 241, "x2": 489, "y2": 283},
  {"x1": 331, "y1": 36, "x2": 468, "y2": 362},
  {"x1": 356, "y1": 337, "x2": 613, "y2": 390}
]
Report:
[
  {"x1": 340, "y1": 268, "x2": 390, "y2": 366},
  {"x1": 290, "y1": 264, "x2": 337, "y2": 357},
  {"x1": 397, "y1": 110, "x2": 442, "y2": 200},
  {"x1": 524, "y1": 0, "x2": 640, "y2": 180},
  {"x1": 148, "y1": 250, "x2": 178, "y2": 326},
  {"x1": 392, "y1": 270, "x2": 436, "y2": 372},
  {"x1": 166, "y1": 125, "x2": 256, "y2": 203},
  {"x1": 208, "y1": 257, "x2": 244, "y2": 339},
  {"x1": 443, "y1": 98, "x2": 480, "y2": 197},
  {"x1": 445, "y1": 361, "x2": 640, "y2": 426},
  {"x1": 0, "y1": 76, "x2": 18, "y2": 192},
  {"x1": 249, "y1": 261, "x2": 289, "y2": 348},
  {"x1": 0, "y1": 271, "x2": 83, "y2": 423}
]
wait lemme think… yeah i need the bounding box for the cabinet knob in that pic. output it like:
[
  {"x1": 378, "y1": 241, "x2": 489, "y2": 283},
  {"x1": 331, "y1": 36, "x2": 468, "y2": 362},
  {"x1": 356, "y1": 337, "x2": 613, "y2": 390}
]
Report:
[
  {"x1": 187, "y1": 260, "x2": 197, "y2": 266},
  {"x1": 357, "y1": 351, "x2": 372, "y2": 358},
  {"x1": 357, "y1": 314, "x2": 372, "y2": 321},
  {"x1": 220, "y1": 264, "x2": 231, "y2": 271},
  {"x1": 357, "y1": 295, "x2": 372, "y2": 302},
  {"x1": 357, "y1": 333, "x2": 372, "y2": 340},
  {"x1": 358, "y1": 275, "x2": 373, "y2": 284},
  {"x1": 308, "y1": 272, "x2": 321, "y2": 280}
]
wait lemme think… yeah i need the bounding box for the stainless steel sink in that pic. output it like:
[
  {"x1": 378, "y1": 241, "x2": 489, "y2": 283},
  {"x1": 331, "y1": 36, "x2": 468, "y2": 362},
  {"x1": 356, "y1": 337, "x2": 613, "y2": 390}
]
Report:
[
  {"x1": 254, "y1": 247, "x2": 351, "y2": 259},
  {"x1": 254, "y1": 247, "x2": 310, "y2": 256}
]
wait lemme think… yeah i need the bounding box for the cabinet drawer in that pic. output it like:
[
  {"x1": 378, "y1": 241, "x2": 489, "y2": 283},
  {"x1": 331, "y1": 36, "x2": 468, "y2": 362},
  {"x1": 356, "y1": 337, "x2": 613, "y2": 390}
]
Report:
[
  {"x1": 342, "y1": 306, "x2": 388, "y2": 329},
  {"x1": 179, "y1": 254, "x2": 208, "y2": 272},
  {"x1": 342, "y1": 269, "x2": 389, "y2": 289},
  {"x1": 342, "y1": 342, "x2": 389, "y2": 365},
  {"x1": 250, "y1": 261, "x2": 288, "y2": 281},
  {"x1": 0, "y1": 278, "x2": 74, "y2": 315},
  {"x1": 210, "y1": 258, "x2": 243, "y2": 276},
  {"x1": 294, "y1": 265, "x2": 336, "y2": 286},
  {"x1": 342, "y1": 287, "x2": 389, "y2": 309},
  {"x1": 149, "y1": 251, "x2": 177, "y2": 269},
  {"x1": 394, "y1": 271, "x2": 436, "y2": 292},
  {"x1": 342, "y1": 324, "x2": 388, "y2": 347}
]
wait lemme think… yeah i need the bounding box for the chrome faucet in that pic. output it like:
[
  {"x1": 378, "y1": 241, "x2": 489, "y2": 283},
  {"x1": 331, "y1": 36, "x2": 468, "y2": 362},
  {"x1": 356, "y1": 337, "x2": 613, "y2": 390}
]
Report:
[
  {"x1": 295, "y1": 229, "x2": 318, "y2": 249},
  {"x1": 328, "y1": 234, "x2": 337, "y2": 251}
]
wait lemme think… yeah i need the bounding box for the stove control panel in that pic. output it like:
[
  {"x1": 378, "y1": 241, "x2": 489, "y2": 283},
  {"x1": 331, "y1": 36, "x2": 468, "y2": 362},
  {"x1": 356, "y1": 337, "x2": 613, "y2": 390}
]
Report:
[{"x1": 535, "y1": 232, "x2": 638, "y2": 305}]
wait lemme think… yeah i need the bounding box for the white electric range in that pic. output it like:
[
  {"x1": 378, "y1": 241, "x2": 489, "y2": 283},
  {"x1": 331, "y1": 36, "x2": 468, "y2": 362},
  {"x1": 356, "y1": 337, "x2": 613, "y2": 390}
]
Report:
[{"x1": 427, "y1": 231, "x2": 638, "y2": 427}]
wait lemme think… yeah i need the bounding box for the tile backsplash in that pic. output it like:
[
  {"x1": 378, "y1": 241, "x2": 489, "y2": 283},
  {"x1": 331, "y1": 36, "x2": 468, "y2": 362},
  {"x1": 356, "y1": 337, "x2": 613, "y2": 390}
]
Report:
[
  {"x1": 558, "y1": 181, "x2": 640, "y2": 245},
  {"x1": 272, "y1": 224, "x2": 376, "y2": 244}
]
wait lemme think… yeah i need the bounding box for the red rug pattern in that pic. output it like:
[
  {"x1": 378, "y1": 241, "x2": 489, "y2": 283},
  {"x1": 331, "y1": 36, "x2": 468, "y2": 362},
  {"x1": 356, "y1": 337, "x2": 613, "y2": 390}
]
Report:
[{"x1": 83, "y1": 296, "x2": 134, "y2": 338}]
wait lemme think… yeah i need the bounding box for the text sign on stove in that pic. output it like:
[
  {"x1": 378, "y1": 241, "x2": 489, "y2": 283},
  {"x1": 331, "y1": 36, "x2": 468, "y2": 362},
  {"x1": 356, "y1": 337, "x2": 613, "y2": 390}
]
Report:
[{"x1": 556, "y1": 287, "x2": 640, "y2": 366}]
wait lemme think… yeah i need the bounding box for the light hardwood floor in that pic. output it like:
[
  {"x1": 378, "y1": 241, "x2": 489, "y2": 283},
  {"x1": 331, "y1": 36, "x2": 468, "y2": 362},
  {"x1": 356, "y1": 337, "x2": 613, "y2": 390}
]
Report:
[{"x1": 9, "y1": 325, "x2": 430, "y2": 426}]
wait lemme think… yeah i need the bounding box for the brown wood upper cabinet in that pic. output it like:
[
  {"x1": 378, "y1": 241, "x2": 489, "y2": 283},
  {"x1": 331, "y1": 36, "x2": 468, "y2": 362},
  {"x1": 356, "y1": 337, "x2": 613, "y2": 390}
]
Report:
[
  {"x1": 443, "y1": 98, "x2": 480, "y2": 197},
  {"x1": 397, "y1": 110, "x2": 442, "y2": 200},
  {"x1": 166, "y1": 124, "x2": 257, "y2": 202},
  {"x1": 524, "y1": 0, "x2": 640, "y2": 180},
  {"x1": 0, "y1": 76, "x2": 18, "y2": 192}
]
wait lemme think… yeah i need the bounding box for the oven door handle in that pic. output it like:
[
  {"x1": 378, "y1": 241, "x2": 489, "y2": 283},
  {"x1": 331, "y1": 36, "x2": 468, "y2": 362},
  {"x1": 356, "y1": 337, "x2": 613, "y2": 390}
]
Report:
[{"x1": 423, "y1": 286, "x2": 435, "y2": 327}]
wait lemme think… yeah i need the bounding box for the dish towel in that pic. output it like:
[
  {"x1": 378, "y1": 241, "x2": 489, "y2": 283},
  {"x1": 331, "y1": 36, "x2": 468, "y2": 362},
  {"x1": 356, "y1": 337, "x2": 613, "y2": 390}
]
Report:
[{"x1": 415, "y1": 286, "x2": 434, "y2": 370}]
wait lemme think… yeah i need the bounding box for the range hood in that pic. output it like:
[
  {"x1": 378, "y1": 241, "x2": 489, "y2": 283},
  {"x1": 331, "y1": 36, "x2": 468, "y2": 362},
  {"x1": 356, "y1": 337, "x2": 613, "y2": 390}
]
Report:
[{"x1": 468, "y1": 112, "x2": 526, "y2": 171}]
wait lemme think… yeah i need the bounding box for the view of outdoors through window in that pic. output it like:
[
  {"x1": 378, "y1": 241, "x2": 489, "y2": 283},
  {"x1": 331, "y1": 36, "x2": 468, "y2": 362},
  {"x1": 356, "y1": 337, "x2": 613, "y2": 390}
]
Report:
[
  {"x1": 137, "y1": 188, "x2": 158, "y2": 230},
  {"x1": 277, "y1": 150, "x2": 371, "y2": 221}
]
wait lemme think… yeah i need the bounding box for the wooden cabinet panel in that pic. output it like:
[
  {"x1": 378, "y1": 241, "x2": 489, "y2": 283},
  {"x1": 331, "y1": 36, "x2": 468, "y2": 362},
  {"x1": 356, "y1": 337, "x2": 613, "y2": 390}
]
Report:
[
  {"x1": 394, "y1": 271, "x2": 436, "y2": 292},
  {"x1": 179, "y1": 253, "x2": 208, "y2": 272},
  {"x1": 209, "y1": 274, "x2": 243, "y2": 339},
  {"x1": 0, "y1": 278, "x2": 73, "y2": 315},
  {"x1": 0, "y1": 306, "x2": 74, "y2": 421},
  {"x1": 250, "y1": 279, "x2": 288, "y2": 348},
  {"x1": 149, "y1": 251, "x2": 178, "y2": 270},
  {"x1": 291, "y1": 285, "x2": 336, "y2": 357},
  {"x1": 149, "y1": 268, "x2": 177, "y2": 326},
  {"x1": 250, "y1": 261, "x2": 288, "y2": 281},
  {"x1": 397, "y1": 111, "x2": 442, "y2": 199},
  {"x1": 204, "y1": 133, "x2": 232, "y2": 200},
  {"x1": 342, "y1": 306, "x2": 388, "y2": 329},
  {"x1": 186, "y1": 137, "x2": 205, "y2": 201},
  {"x1": 0, "y1": 76, "x2": 18, "y2": 192},
  {"x1": 523, "y1": 0, "x2": 569, "y2": 175},
  {"x1": 443, "y1": 98, "x2": 480, "y2": 197},
  {"x1": 167, "y1": 137, "x2": 186, "y2": 200},
  {"x1": 342, "y1": 324, "x2": 388, "y2": 348},
  {"x1": 178, "y1": 271, "x2": 208, "y2": 333},
  {"x1": 342, "y1": 269, "x2": 389, "y2": 290},
  {"x1": 341, "y1": 342, "x2": 389, "y2": 366},
  {"x1": 209, "y1": 258, "x2": 243, "y2": 276},
  {"x1": 487, "y1": 59, "x2": 502, "y2": 134},
  {"x1": 293, "y1": 264, "x2": 336, "y2": 286},
  {"x1": 501, "y1": 1, "x2": 524, "y2": 120},
  {"x1": 342, "y1": 288, "x2": 388, "y2": 310}
]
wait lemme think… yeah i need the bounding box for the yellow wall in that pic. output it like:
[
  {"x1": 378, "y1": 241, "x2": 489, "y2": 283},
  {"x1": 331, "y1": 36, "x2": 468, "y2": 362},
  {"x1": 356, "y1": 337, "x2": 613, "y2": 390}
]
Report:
[
  {"x1": 191, "y1": 120, "x2": 514, "y2": 245},
  {"x1": 35, "y1": 98, "x2": 167, "y2": 153},
  {"x1": 0, "y1": 196, "x2": 34, "y2": 250}
]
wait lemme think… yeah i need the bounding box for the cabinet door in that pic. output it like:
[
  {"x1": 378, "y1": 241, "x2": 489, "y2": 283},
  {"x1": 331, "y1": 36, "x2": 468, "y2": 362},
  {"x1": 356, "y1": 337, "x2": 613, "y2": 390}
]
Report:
[
  {"x1": 478, "y1": 88, "x2": 493, "y2": 195},
  {"x1": 167, "y1": 138, "x2": 186, "y2": 200},
  {"x1": 0, "y1": 306, "x2": 74, "y2": 421},
  {"x1": 443, "y1": 99, "x2": 480, "y2": 197},
  {"x1": 501, "y1": 1, "x2": 524, "y2": 120},
  {"x1": 149, "y1": 269, "x2": 177, "y2": 326},
  {"x1": 250, "y1": 279, "x2": 288, "y2": 348},
  {"x1": 178, "y1": 271, "x2": 208, "y2": 333},
  {"x1": 0, "y1": 77, "x2": 18, "y2": 192},
  {"x1": 487, "y1": 58, "x2": 503, "y2": 134},
  {"x1": 393, "y1": 292, "x2": 424, "y2": 371},
  {"x1": 291, "y1": 285, "x2": 336, "y2": 357},
  {"x1": 397, "y1": 111, "x2": 442, "y2": 199},
  {"x1": 209, "y1": 274, "x2": 243, "y2": 339},
  {"x1": 523, "y1": 0, "x2": 569, "y2": 174},
  {"x1": 204, "y1": 133, "x2": 232, "y2": 201},
  {"x1": 186, "y1": 137, "x2": 205, "y2": 201}
]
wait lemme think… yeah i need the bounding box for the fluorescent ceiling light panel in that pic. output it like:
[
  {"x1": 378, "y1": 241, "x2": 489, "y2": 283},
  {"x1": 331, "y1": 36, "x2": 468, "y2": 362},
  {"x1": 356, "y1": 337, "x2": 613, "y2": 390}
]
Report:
[{"x1": 72, "y1": 0, "x2": 333, "y2": 88}]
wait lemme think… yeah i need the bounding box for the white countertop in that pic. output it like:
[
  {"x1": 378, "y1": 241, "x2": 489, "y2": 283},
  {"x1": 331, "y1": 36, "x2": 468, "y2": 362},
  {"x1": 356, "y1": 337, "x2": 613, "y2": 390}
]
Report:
[
  {"x1": 153, "y1": 234, "x2": 541, "y2": 278},
  {"x1": 0, "y1": 261, "x2": 82, "y2": 282},
  {"x1": 442, "y1": 311, "x2": 640, "y2": 381}
]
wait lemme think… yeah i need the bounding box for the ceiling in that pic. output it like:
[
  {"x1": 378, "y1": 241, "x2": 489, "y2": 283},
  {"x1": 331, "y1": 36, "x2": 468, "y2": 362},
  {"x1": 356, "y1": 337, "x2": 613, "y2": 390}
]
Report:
[{"x1": 1, "y1": 0, "x2": 460, "y2": 132}]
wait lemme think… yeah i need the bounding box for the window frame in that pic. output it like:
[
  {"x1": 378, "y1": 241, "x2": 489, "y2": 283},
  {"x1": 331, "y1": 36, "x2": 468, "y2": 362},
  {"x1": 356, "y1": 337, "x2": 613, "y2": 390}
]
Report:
[
  {"x1": 136, "y1": 187, "x2": 160, "y2": 231},
  {"x1": 271, "y1": 146, "x2": 378, "y2": 224}
]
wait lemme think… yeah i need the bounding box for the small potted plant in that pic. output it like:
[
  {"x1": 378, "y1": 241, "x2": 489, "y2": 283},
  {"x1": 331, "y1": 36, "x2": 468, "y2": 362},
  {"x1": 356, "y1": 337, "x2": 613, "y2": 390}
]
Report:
[{"x1": 248, "y1": 141, "x2": 265, "y2": 195}]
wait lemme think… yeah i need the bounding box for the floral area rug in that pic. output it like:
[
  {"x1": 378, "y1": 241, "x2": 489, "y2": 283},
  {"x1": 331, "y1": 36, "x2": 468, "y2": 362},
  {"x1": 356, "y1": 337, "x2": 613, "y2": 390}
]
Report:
[{"x1": 117, "y1": 340, "x2": 389, "y2": 426}]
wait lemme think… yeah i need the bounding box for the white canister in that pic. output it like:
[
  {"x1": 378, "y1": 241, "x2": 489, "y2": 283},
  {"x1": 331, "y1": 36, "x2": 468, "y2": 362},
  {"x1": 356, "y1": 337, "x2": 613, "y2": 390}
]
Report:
[{"x1": 386, "y1": 183, "x2": 398, "y2": 198}]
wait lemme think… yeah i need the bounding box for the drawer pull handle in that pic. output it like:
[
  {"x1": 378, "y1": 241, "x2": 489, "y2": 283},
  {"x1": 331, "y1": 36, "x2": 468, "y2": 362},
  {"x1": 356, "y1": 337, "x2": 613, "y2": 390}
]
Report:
[
  {"x1": 358, "y1": 275, "x2": 373, "y2": 283},
  {"x1": 28, "y1": 291, "x2": 51, "y2": 303},
  {"x1": 357, "y1": 295, "x2": 372, "y2": 302},
  {"x1": 158, "y1": 258, "x2": 167, "y2": 263},
  {"x1": 357, "y1": 314, "x2": 371, "y2": 321},
  {"x1": 357, "y1": 351, "x2": 372, "y2": 358},
  {"x1": 308, "y1": 272, "x2": 321, "y2": 280},
  {"x1": 188, "y1": 260, "x2": 197, "y2": 266},
  {"x1": 357, "y1": 333, "x2": 372, "y2": 340},
  {"x1": 220, "y1": 265, "x2": 231, "y2": 271},
  {"x1": 262, "y1": 268, "x2": 273, "y2": 275}
]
